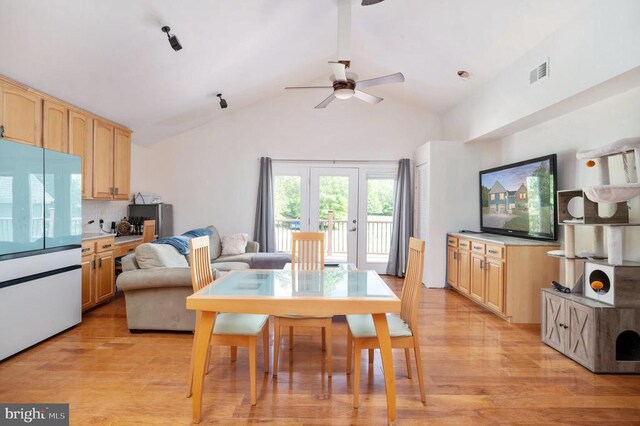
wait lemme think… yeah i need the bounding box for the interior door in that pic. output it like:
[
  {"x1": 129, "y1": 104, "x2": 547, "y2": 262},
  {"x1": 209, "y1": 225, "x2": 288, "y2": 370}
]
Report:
[{"x1": 309, "y1": 168, "x2": 358, "y2": 265}]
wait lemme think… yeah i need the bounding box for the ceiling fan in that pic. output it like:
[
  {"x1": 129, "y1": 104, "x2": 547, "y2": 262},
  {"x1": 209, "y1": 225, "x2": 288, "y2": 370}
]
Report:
[{"x1": 285, "y1": 0, "x2": 404, "y2": 109}]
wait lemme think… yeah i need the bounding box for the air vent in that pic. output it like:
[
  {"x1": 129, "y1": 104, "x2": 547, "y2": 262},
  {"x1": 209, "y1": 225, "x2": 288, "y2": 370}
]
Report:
[{"x1": 530, "y1": 59, "x2": 550, "y2": 84}]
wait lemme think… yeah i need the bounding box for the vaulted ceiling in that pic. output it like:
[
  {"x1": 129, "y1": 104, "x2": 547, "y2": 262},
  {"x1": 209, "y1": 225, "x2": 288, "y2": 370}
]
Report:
[{"x1": 0, "y1": 0, "x2": 594, "y2": 145}]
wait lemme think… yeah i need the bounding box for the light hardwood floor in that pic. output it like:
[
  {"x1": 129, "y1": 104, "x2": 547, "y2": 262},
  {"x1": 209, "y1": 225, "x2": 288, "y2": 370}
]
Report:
[{"x1": 2, "y1": 277, "x2": 640, "y2": 425}]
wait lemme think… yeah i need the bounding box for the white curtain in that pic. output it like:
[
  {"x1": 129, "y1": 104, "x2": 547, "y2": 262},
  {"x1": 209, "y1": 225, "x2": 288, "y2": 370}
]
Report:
[
  {"x1": 253, "y1": 157, "x2": 275, "y2": 252},
  {"x1": 386, "y1": 159, "x2": 413, "y2": 277}
]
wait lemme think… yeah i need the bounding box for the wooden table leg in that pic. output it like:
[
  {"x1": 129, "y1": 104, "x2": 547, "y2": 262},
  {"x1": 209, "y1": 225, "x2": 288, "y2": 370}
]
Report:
[
  {"x1": 186, "y1": 311, "x2": 202, "y2": 398},
  {"x1": 191, "y1": 311, "x2": 215, "y2": 424},
  {"x1": 372, "y1": 313, "x2": 396, "y2": 425}
]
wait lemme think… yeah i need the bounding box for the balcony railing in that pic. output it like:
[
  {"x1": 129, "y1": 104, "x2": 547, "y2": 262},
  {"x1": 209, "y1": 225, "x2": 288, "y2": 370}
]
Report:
[
  {"x1": 0, "y1": 217, "x2": 83, "y2": 241},
  {"x1": 275, "y1": 215, "x2": 393, "y2": 255}
]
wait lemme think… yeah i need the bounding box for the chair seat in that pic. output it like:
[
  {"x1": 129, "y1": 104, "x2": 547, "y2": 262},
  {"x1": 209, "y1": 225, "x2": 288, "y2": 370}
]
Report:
[
  {"x1": 346, "y1": 314, "x2": 412, "y2": 338},
  {"x1": 277, "y1": 314, "x2": 332, "y2": 319},
  {"x1": 213, "y1": 313, "x2": 269, "y2": 336}
]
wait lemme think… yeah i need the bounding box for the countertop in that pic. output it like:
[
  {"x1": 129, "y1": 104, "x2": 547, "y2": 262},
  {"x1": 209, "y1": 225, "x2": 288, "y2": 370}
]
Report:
[
  {"x1": 82, "y1": 233, "x2": 143, "y2": 244},
  {"x1": 448, "y1": 232, "x2": 560, "y2": 246}
]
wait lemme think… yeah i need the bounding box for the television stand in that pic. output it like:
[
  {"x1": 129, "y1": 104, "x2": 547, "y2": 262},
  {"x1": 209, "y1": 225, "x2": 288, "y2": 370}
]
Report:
[{"x1": 446, "y1": 232, "x2": 560, "y2": 323}]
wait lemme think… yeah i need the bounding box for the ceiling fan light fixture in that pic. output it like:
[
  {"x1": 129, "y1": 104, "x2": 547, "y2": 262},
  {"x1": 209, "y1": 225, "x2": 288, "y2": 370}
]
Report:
[{"x1": 334, "y1": 88, "x2": 355, "y2": 100}]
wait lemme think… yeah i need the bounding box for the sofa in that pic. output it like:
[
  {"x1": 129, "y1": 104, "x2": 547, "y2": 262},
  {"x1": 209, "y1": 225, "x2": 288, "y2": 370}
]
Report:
[{"x1": 116, "y1": 225, "x2": 290, "y2": 332}]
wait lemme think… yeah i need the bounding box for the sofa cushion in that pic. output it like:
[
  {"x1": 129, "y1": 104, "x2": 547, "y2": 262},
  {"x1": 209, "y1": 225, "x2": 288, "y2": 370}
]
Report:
[
  {"x1": 211, "y1": 261, "x2": 250, "y2": 272},
  {"x1": 206, "y1": 225, "x2": 222, "y2": 260},
  {"x1": 135, "y1": 243, "x2": 188, "y2": 269},
  {"x1": 215, "y1": 253, "x2": 255, "y2": 265}
]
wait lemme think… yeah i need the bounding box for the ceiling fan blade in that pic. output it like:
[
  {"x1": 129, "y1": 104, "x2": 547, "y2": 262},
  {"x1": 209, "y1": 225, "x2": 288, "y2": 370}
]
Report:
[
  {"x1": 353, "y1": 90, "x2": 383, "y2": 105},
  {"x1": 315, "y1": 93, "x2": 336, "y2": 109},
  {"x1": 362, "y1": 0, "x2": 385, "y2": 5},
  {"x1": 329, "y1": 61, "x2": 348, "y2": 83},
  {"x1": 356, "y1": 72, "x2": 405, "y2": 89},
  {"x1": 285, "y1": 86, "x2": 332, "y2": 89}
]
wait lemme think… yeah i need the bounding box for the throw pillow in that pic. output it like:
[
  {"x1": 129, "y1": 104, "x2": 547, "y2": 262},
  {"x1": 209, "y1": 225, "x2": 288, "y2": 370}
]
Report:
[
  {"x1": 135, "y1": 243, "x2": 188, "y2": 269},
  {"x1": 221, "y1": 233, "x2": 248, "y2": 256}
]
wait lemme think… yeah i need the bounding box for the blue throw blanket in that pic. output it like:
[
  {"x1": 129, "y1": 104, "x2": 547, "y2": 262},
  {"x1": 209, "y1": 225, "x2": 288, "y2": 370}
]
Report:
[{"x1": 152, "y1": 227, "x2": 213, "y2": 255}]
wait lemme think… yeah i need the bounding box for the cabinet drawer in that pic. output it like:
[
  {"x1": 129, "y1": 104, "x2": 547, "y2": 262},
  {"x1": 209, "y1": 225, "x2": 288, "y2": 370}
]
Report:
[
  {"x1": 486, "y1": 244, "x2": 504, "y2": 259},
  {"x1": 114, "y1": 242, "x2": 138, "y2": 258},
  {"x1": 81, "y1": 241, "x2": 95, "y2": 256},
  {"x1": 447, "y1": 236, "x2": 458, "y2": 247},
  {"x1": 471, "y1": 242, "x2": 485, "y2": 254},
  {"x1": 95, "y1": 238, "x2": 115, "y2": 253},
  {"x1": 458, "y1": 239, "x2": 470, "y2": 250}
]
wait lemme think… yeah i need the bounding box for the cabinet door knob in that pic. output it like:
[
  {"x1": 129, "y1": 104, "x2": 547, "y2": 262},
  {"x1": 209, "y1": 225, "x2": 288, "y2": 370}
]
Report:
[{"x1": 99, "y1": 258, "x2": 102, "y2": 268}]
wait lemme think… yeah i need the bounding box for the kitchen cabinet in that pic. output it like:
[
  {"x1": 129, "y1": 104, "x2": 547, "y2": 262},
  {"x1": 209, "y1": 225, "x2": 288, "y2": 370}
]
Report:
[
  {"x1": 93, "y1": 119, "x2": 131, "y2": 200},
  {"x1": 81, "y1": 237, "x2": 115, "y2": 311},
  {"x1": 69, "y1": 110, "x2": 93, "y2": 199},
  {"x1": 0, "y1": 82, "x2": 42, "y2": 147},
  {"x1": 42, "y1": 99, "x2": 68, "y2": 152},
  {"x1": 446, "y1": 233, "x2": 559, "y2": 323},
  {"x1": 113, "y1": 127, "x2": 131, "y2": 200}
]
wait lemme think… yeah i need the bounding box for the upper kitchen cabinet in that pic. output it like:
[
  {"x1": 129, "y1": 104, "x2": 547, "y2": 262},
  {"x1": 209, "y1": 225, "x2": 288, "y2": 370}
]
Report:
[
  {"x1": 92, "y1": 120, "x2": 132, "y2": 200},
  {"x1": 93, "y1": 119, "x2": 114, "y2": 199},
  {"x1": 113, "y1": 127, "x2": 131, "y2": 200},
  {"x1": 69, "y1": 110, "x2": 93, "y2": 199},
  {"x1": 0, "y1": 82, "x2": 42, "y2": 147},
  {"x1": 43, "y1": 99, "x2": 68, "y2": 152}
]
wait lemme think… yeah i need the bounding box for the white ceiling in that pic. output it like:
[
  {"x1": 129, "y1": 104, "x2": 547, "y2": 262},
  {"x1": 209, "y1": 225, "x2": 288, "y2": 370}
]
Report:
[{"x1": 0, "y1": 0, "x2": 594, "y2": 145}]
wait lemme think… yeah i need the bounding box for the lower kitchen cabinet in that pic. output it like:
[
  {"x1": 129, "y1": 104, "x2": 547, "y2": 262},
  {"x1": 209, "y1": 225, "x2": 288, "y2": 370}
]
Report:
[{"x1": 81, "y1": 237, "x2": 115, "y2": 312}]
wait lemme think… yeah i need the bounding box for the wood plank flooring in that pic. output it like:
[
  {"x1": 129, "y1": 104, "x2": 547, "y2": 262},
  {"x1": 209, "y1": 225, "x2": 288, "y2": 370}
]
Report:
[{"x1": 1, "y1": 277, "x2": 640, "y2": 425}]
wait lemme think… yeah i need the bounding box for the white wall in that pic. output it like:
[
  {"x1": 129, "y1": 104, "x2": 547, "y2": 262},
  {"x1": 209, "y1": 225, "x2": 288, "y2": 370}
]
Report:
[
  {"x1": 131, "y1": 90, "x2": 441, "y2": 236},
  {"x1": 415, "y1": 141, "x2": 479, "y2": 287},
  {"x1": 443, "y1": 0, "x2": 640, "y2": 143},
  {"x1": 468, "y1": 86, "x2": 640, "y2": 262}
]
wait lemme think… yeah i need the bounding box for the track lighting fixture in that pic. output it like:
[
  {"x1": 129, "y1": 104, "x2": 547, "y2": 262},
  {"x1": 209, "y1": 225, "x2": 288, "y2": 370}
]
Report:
[
  {"x1": 161, "y1": 26, "x2": 182, "y2": 51},
  {"x1": 217, "y1": 94, "x2": 228, "y2": 109}
]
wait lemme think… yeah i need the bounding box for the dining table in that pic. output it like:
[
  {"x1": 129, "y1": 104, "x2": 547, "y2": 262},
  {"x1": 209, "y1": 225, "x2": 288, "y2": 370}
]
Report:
[{"x1": 185, "y1": 268, "x2": 402, "y2": 425}]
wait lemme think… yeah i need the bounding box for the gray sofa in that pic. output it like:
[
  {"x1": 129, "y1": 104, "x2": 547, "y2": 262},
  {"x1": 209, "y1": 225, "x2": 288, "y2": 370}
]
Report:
[{"x1": 116, "y1": 225, "x2": 289, "y2": 332}]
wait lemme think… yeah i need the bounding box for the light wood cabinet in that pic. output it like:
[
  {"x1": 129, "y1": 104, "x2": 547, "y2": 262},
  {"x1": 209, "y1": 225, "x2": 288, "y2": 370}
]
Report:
[
  {"x1": 457, "y1": 247, "x2": 471, "y2": 294},
  {"x1": 0, "y1": 74, "x2": 132, "y2": 201},
  {"x1": 113, "y1": 127, "x2": 131, "y2": 200},
  {"x1": 96, "y1": 251, "x2": 115, "y2": 303},
  {"x1": 0, "y1": 82, "x2": 42, "y2": 147},
  {"x1": 446, "y1": 233, "x2": 560, "y2": 323},
  {"x1": 446, "y1": 245, "x2": 458, "y2": 289},
  {"x1": 93, "y1": 119, "x2": 131, "y2": 200},
  {"x1": 69, "y1": 110, "x2": 93, "y2": 198},
  {"x1": 42, "y1": 99, "x2": 68, "y2": 152},
  {"x1": 81, "y1": 237, "x2": 115, "y2": 312}
]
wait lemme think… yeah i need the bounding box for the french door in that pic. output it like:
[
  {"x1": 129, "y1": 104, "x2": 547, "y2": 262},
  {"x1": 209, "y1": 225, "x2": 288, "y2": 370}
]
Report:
[
  {"x1": 273, "y1": 163, "x2": 396, "y2": 272},
  {"x1": 310, "y1": 168, "x2": 359, "y2": 264}
]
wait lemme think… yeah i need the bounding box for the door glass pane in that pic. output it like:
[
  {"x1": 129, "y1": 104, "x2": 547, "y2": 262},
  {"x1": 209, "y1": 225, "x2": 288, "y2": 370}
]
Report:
[
  {"x1": 0, "y1": 139, "x2": 44, "y2": 256},
  {"x1": 274, "y1": 175, "x2": 301, "y2": 253},
  {"x1": 366, "y1": 178, "x2": 394, "y2": 263},
  {"x1": 318, "y1": 176, "x2": 349, "y2": 263}
]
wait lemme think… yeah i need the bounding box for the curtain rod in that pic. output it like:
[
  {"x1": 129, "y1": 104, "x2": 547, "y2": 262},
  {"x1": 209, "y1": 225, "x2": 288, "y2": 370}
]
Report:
[{"x1": 264, "y1": 158, "x2": 400, "y2": 164}]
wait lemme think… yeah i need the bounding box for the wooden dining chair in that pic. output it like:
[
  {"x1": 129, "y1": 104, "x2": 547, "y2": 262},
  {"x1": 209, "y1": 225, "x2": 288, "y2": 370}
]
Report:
[
  {"x1": 141, "y1": 220, "x2": 156, "y2": 243},
  {"x1": 346, "y1": 237, "x2": 426, "y2": 407},
  {"x1": 188, "y1": 236, "x2": 269, "y2": 405},
  {"x1": 273, "y1": 231, "x2": 333, "y2": 377}
]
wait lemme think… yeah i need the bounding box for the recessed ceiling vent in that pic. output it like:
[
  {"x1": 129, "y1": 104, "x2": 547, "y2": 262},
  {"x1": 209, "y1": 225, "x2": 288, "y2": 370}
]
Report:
[{"x1": 530, "y1": 59, "x2": 550, "y2": 84}]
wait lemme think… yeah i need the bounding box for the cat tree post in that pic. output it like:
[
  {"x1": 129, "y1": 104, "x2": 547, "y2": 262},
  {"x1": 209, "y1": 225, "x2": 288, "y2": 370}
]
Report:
[
  {"x1": 607, "y1": 226, "x2": 624, "y2": 265},
  {"x1": 564, "y1": 224, "x2": 576, "y2": 287}
]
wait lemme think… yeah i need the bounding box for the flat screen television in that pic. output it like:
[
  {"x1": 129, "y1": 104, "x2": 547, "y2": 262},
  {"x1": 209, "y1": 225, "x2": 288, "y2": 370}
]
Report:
[{"x1": 479, "y1": 154, "x2": 557, "y2": 241}]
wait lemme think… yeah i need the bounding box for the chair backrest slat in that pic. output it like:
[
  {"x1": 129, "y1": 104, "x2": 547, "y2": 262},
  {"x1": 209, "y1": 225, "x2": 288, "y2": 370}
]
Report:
[
  {"x1": 142, "y1": 220, "x2": 156, "y2": 243},
  {"x1": 400, "y1": 237, "x2": 426, "y2": 329},
  {"x1": 189, "y1": 236, "x2": 213, "y2": 292},
  {"x1": 291, "y1": 232, "x2": 324, "y2": 271}
]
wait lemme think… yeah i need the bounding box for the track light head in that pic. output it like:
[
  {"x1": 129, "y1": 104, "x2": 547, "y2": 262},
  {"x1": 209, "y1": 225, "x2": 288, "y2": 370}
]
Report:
[
  {"x1": 161, "y1": 26, "x2": 182, "y2": 51},
  {"x1": 217, "y1": 93, "x2": 228, "y2": 109}
]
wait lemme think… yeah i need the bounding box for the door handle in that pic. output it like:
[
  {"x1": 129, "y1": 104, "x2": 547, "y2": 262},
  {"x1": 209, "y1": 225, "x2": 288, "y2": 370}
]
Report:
[{"x1": 349, "y1": 227, "x2": 357, "y2": 232}]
